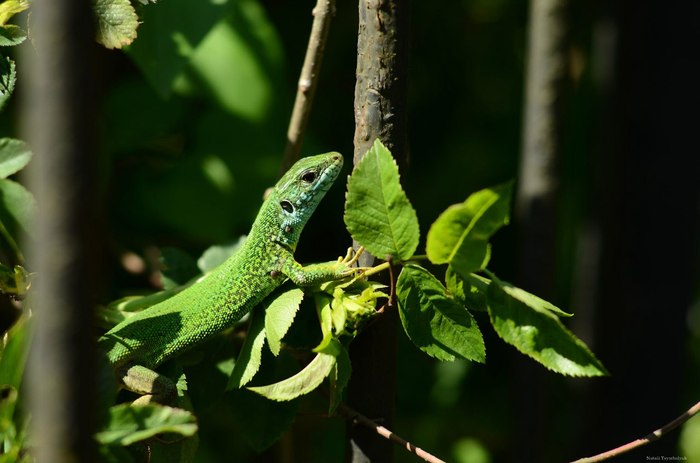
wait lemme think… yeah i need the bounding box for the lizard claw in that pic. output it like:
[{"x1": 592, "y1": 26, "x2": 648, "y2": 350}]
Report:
[
  {"x1": 339, "y1": 265, "x2": 372, "y2": 281},
  {"x1": 338, "y1": 246, "x2": 365, "y2": 266},
  {"x1": 335, "y1": 247, "x2": 368, "y2": 281}
]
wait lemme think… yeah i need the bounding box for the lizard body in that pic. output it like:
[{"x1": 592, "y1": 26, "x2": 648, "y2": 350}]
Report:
[{"x1": 98, "y1": 152, "x2": 356, "y2": 402}]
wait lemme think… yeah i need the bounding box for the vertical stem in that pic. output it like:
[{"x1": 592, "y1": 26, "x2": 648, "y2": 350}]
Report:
[
  {"x1": 352, "y1": 0, "x2": 408, "y2": 168},
  {"x1": 517, "y1": 0, "x2": 568, "y2": 248},
  {"x1": 22, "y1": 2, "x2": 100, "y2": 461},
  {"x1": 280, "y1": 0, "x2": 336, "y2": 174},
  {"x1": 347, "y1": 1, "x2": 408, "y2": 462},
  {"x1": 515, "y1": 0, "x2": 569, "y2": 459}
]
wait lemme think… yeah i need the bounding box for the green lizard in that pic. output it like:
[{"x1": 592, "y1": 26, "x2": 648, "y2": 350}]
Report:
[{"x1": 99, "y1": 152, "x2": 362, "y2": 404}]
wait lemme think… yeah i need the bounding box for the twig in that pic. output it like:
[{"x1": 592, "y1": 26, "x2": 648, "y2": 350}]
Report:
[
  {"x1": 339, "y1": 403, "x2": 447, "y2": 463},
  {"x1": 386, "y1": 256, "x2": 395, "y2": 308},
  {"x1": 570, "y1": 398, "x2": 700, "y2": 462},
  {"x1": 360, "y1": 261, "x2": 390, "y2": 279},
  {"x1": 280, "y1": 0, "x2": 335, "y2": 174}
]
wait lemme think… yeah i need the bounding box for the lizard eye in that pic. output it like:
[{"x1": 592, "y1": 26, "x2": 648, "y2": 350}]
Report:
[
  {"x1": 280, "y1": 200, "x2": 294, "y2": 213},
  {"x1": 300, "y1": 170, "x2": 317, "y2": 183}
]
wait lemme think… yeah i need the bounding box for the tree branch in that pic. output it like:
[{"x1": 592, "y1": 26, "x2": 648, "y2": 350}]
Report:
[
  {"x1": 339, "y1": 404, "x2": 447, "y2": 463},
  {"x1": 280, "y1": 0, "x2": 335, "y2": 174},
  {"x1": 23, "y1": 0, "x2": 101, "y2": 461},
  {"x1": 570, "y1": 398, "x2": 700, "y2": 462},
  {"x1": 347, "y1": 1, "x2": 408, "y2": 461}
]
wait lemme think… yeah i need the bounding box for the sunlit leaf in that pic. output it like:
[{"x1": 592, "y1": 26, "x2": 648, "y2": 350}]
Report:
[
  {"x1": 427, "y1": 182, "x2": 512, "y2": 274},
  {"x1": 247, "y1": 342, "x2": 340, "y2": 401},
  {"x1": 313, "y1": 293, "x2": 334, "y2": 353},
  {"x1": 197, "y1": 236, "x2": 246, "y2": 273},
  {"x1": 0, "y1": 138, "x2": 31, "y2": 178},
  {"x1": 487, "y1": 275, "x2": 607, "y2": 376},
  {"x1": 93, "y1": 0, "x2": 139, "y2": 50},
  {"x1": 0, "y1": 178, "x2": 35, "y2": 234},
  {"x1": 227, "y1": 309, "x2": 266, "y2": 389},
  {"x1": 128, "y1": 0, "x2": 283, "y2": 120},
  {"x1": 397, "y1": 264, "x2": 485, "y2": 362},
  {"x1": 0, "y1": 0, "x2": 28, "y2": 26},
  {"x1": 446, "y1": 267, "x2": 489, "y2": 313},
  {"x1": 344, "y1": 139, "x2": 419, "y2": 261},
  {"x1": 0, "y1": 24, "x2": 25, "y2": 46},
  {"x1": 264, "y1": 288, "x2": 304, "y2": 356}
]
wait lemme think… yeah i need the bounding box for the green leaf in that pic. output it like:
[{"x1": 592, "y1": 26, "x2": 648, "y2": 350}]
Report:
[
  {"x1": 128, "y1": 0, "x2": 283, "y2": 120},
  {"x1": 0, "y1": 139, "x2": 31, "y2": 178},
  {"x1": 95, "y1": 403, "x2": 197, "y2": 446},
  {"x1": 0, "y1": 317, "x2": 30, "y2": 422},
  {"x1": 313, "y1": 293, "x2": 334, "y2": 353},
  {"x1": 93, "y1": 0, "x2": 139, "y2": 50},
  {"x1": 344, "y1": 139, "x2": 419, "y2": 261},
  {"x1": 426, "y1": 182, "x2": 512, "y2": 274},
  {"x1": 0, "y1": 0, "x2": 28, "y2": 26},
  {"x1": 328, "y1": 343, "x2": 351, "y2": 414},
  {"x1": 0, "y1": 56, "x2": 16, "y2": 111},
  {"x1": 446, "y1": 267, "x2": 489, "y2": 312},
  {"x1": 264, "y1": 288, "x2": 304, "y2": 356},
  {"x1": 159, "y1": 248, "x2": 199, "y2": 290},
  {"x1": 396, "y1": 264, "x2": 485, "y2": 363},
  {"x1": 96, "y1": 280, "x2": 197, "y2": 329},
  {"x1": 227, "y1": 309, "x2": 266, "y2": 390},
  {"x1": 0, "y1": 25, "x2": 26, "y2": 46},
  {"x1": 0, "y1": 178, "x2": 35, "y2": 235},
  {"x1": 196, "y1": 236, "x2": 246, "y2": 273},
  {"x1": 318, "y1": 280, "x2": 385, "y2": 339},
  {"x1": 494, "y1": 277, "x2": 572, "y2": 317},
  {"x1": 247, "y1": 345, "x2": 339, "y2": 402},
  {"x1": 486, "y1": 275, "x2": 607, "y2": 377},
  {"x1": 173, "y1": 7, "x2": 281, "y2": 120},
  {"x1": 126, "y1": 0, "x2": 229, "y2": 98},
  {"x1": 445, "y1": 266, "x2": 467, "y2": 303}
]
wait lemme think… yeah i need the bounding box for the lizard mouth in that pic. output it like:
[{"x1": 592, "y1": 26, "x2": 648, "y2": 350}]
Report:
[{"x1": 313, "y1": 153, "x2": 343, "y2": 193}]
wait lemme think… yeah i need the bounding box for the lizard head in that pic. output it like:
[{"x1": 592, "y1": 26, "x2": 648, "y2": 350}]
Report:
[{"x1": 268, "y1": 152, "x2": 343, "y2": 249}]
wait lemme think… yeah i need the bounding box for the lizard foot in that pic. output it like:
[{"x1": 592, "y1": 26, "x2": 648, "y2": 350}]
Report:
[{"x1": 337, "y1": 246, "x2": 365, "y2": 267}]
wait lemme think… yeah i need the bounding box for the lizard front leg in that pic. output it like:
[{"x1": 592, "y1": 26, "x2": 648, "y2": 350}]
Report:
[
  {"x1": 281, "y1": 247, "x2": 365, "y2": 286},
  {"x1": 119, "y1": 364, "x2": 177, "y2": 405}
]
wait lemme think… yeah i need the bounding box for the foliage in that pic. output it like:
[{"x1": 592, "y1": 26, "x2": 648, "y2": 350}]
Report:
[
  {"x1": 96, "y1": 404, "x2": 198, "y2": 446},
  {"x1": 348, "y1": 140, "x2": 605, "y2": 376},
  {"x1": 93, "y1": 0, "x2": 140, "y2": 50},
  {"x1": 0, "y1": 317, "x2": 29, "y2": 461},
  {"x1": 344, "y1": 140, "x2": 419, "y2": 261},
  {"x1": 0, "y1": 6, "x2": 33, "y2": 459}
]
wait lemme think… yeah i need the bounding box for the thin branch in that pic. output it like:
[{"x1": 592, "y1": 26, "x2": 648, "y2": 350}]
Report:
[
  {"x1": 280, "y1": 0, "x2": 335, "y2": 174},
  {"x1": 570, "y1": 398, "x2": 700, "y2": 463},
  {"x1": 339, "y1": 404, "x2": 447, "y2": 463},
  {"x1": 360, "y1": 261, "x2": 390, "y2": 279}
]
